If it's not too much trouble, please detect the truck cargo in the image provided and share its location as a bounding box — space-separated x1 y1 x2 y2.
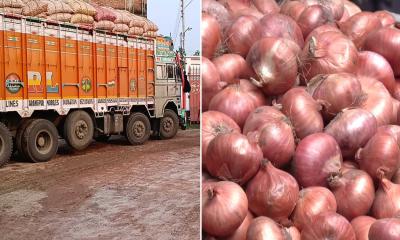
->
0 13 184 166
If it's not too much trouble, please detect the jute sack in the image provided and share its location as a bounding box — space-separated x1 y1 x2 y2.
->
94 20 115 31
113 23 129 33
70 13 94 24
0 0 23 8
47 12 72 22
22 0 47 16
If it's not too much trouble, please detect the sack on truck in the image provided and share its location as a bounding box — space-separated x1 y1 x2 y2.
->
92 4 116 22
22 0 47 16
70 13 94 24
0 7 22 14
65 0 96 16
0 0 23 8
113 23 129 33
94 20 115 31
45 0 73 15
47 12 72 22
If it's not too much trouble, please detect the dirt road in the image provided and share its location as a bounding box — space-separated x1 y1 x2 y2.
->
0 130 200 240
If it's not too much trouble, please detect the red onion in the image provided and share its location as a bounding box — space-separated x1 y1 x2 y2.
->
202 0 231 29
378 125 400 147
369 218 400 240
307 73 363 119
247 120 295 168
342 0 361 20
202 57 227 111
258 14 304 48
202 111 241 164
301 212 356 240
225 15 261 57
393 168 400 184
280 87 323 139
356 51 395 95
202 14 221 59
363 27 400 77
213 54 255 84
293 133 342 187
208 79 266 128
246 216 285 240
291 186 337 231
328 169 375 220
220 0 249 15
205 132 262 185
298 5 332 38
283 226 300 240
371 178 400 219
374 10 396 28
300 31 358 81
203 181 248 237
350 216 376 240
300 0 345 21
246 160 299 223
280 0 306 21
305 23 341 42
214 211 254 240
252 0 279 14
340 12 382 49
324 108 377 159
243 106 286 134
356 131 400 182
231 7 263 19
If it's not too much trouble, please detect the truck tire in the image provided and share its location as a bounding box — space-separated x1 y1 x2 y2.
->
15 119 35 161
160 109 179 140
125 112 151 145
21 119 58 163
0 122 13 167
64 110 94 151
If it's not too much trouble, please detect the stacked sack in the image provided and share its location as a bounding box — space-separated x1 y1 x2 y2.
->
21 0 47 17
143 18 158 38
128 14 145 36
45 0 73 22
111 9 131 34
92 3 115 31
65 0 96 26
0 0 24 15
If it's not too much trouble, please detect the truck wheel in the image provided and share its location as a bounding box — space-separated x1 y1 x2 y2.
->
21 119 58 163
125 113 151 145
64 110 94 151
160 109 179 140
15 119 35 161
0 123 13 167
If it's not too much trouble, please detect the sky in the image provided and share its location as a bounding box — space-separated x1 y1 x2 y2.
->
148 0 200 55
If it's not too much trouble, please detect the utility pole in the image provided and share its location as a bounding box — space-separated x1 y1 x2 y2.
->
180 0 185 56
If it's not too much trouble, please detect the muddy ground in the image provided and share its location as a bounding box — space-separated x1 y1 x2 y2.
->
0 129 200 240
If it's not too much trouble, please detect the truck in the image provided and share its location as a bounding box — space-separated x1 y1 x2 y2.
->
0 13 185 166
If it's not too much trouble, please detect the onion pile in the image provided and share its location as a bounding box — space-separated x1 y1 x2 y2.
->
202 1 400 238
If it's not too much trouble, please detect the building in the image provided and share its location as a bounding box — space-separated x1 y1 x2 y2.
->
185 56 200 123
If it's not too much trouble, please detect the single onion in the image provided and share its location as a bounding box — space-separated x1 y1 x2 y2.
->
247 120 295 168
203 181 248 237
202 57 227 111
300 31 358 81
280 87 323 139
374 10 396 27
246 216 285 240
369 218 400 240
205 132 262 185
300 0 345 20
243 106 286 134
258 13 304 48
291 186 337 231
225 15 261 57
280 0 306 21
215 211 254 240
298 5 332 38
324 108 377 159
356 51 395 95
340 12 382 49
252 0 279 14
293 133 342 187
363 27 400 77
202 14 221 59
283 226 300 240
328 169 375 220
307 73 363 119
305 23 341 42
202 0 231 28
208 79 266 128
371 178 400 219
213 54 255 84
356 131 400 182
350 216 376 240
377 125 400 147
301 212 356 240
246 160 299 223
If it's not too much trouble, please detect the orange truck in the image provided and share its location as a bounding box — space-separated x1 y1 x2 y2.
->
0 13 185 166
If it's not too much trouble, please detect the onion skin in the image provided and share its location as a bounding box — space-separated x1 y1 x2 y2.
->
371 178 400 219
394 82 400 101
324 108 377 159
231 7 263 19
305 23 341 42
350 216 376 240
280 0 306 22
293 133 342 187
246 216 285 240
377 125 400 147
202 111 241 166
283 226 300 240
340 12 382 49
369 218 400 240
300 31 358 81
340 0 361 22
208 79 266 128
356 132 400 182
258 13 304 48
393 168 400 184
202 181 248 237
252 0 279 15
356 51 396 95
202 57 227 111
247 120 295 168
328 169 375 220
374 10 395 28
217 211 254 240
202 14 221 59
301 212 356 240
212 54 255 84
298 5 332 39
205 132 262 185
300 0 344 21
246 160 299 223
308 73 363 119
392 99 400 124
363 27 400 77
291 186 337 231
202 0 231 29
281 87 323 139
243 106 286 134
